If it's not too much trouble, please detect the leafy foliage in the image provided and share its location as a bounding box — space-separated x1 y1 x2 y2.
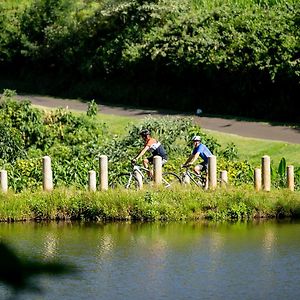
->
0 91 298 191
0 91 107 191
0 0 299 122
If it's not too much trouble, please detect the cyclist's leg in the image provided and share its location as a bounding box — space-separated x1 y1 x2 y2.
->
142 157 150 169
194 165 201 175
144 156 153 178
200 162 209 189
195 162 208 188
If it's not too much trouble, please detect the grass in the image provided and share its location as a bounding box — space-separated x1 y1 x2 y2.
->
0 186 299 222
205 129 300 167
93 111 300 168
97 113 136 135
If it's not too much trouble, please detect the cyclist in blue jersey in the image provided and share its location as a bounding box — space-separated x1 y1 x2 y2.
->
182 135 212 185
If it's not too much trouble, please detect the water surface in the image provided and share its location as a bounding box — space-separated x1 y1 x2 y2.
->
0 220 300 300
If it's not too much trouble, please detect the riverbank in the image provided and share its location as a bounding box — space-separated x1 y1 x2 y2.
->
1 186 299 222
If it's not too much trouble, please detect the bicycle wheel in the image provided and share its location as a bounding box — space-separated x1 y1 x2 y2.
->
110 173 140 189
162 172 182 188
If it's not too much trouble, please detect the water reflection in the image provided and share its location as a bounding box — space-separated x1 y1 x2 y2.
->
0 220 300 300
43 233 59 259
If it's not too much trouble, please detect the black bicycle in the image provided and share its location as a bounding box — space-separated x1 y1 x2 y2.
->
111 164 181 189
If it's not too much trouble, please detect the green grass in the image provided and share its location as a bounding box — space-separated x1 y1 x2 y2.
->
205 129 300 168
97 113 136 135
95 112 300 168
0 186 299 222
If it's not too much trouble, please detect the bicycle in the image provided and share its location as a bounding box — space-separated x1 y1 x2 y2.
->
178 165 207 189
110 164 181 189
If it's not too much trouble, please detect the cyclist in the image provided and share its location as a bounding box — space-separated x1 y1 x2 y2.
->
182 135 212 188
131 129 168 177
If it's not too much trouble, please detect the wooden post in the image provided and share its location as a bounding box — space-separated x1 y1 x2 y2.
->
220 170 228 187
88 170 96 192
254 168 262 191
208 155 217 190
134 169 143 190
153 156 162 186
287 165 294 192
183 173 190 184
99 155 108 191
43 156 53 192
262 155 271 191
0 170 8 193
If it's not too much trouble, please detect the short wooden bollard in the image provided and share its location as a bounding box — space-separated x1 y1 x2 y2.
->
220 170 228 187
88 170 96 192
0 170 8 193
254 168 262 191
99 155 108 191
262 155 271 191
43 156 53 192
208 155 217 190
134 169 143 190
153 156 162 186
287 165 294 192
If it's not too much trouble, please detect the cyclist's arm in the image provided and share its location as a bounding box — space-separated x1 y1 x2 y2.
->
184 152 200 165
134 145 150 161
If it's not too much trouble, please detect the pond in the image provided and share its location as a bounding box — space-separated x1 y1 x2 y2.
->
0 220 300 300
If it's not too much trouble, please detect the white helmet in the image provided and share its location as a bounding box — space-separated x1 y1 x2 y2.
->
192 135 201 142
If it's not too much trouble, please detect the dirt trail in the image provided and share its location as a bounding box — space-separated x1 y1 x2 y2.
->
16 94 300 144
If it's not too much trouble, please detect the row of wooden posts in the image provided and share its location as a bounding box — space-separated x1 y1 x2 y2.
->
0 154 296 193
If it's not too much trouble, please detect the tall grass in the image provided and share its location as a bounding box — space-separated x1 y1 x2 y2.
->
0 186 299 222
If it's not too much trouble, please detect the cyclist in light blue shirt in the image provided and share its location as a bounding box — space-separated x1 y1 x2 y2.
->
182 135 212 179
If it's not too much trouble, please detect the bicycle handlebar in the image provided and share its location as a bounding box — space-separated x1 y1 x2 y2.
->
181 164 192 168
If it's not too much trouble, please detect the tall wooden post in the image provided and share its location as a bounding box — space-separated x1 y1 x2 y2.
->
262 155 271 191
153 156 162 186
0 170 8 193
208 155 217 190
43 156 53 192
287 165 294 192
99 155 108 191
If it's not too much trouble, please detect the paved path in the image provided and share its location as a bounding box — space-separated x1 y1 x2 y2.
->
16 95 300 144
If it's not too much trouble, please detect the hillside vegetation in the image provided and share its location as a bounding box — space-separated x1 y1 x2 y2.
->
0 90 299 193
0 0 299 122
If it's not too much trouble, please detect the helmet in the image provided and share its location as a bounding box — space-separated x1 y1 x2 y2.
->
192 135 201 142
140 129 150 137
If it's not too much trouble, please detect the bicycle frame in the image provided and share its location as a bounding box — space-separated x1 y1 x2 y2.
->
181 168 206 188
114 164 181 189
126 165 150 188
132 165 149 177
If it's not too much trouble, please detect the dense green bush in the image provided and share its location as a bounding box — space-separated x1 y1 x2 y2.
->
0 91 107 191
